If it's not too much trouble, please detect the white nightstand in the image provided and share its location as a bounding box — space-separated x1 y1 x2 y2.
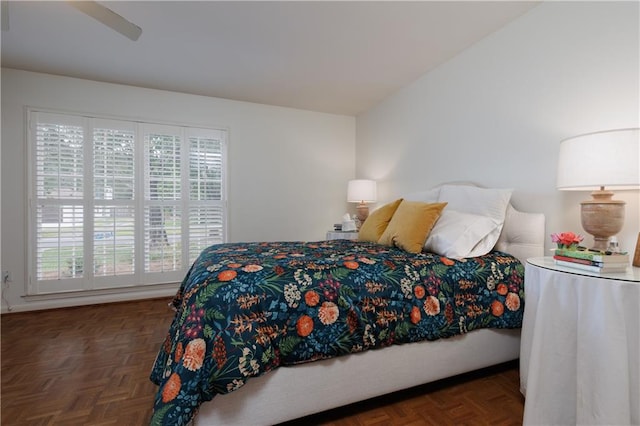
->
520 257 640 425
326 230 358 241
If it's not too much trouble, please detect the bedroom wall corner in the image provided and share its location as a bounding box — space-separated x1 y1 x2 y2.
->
355 1 640 253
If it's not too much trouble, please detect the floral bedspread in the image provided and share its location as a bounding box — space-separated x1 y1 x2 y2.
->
149 240 524 425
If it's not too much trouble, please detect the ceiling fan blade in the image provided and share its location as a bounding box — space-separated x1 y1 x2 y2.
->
1 0 9 32
67 1 142 41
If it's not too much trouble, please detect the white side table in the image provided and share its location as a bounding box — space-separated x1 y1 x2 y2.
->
326 231 358 241
520 257 640 425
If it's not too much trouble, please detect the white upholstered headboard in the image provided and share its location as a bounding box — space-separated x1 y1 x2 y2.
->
495 204 545 264
402 183 545 264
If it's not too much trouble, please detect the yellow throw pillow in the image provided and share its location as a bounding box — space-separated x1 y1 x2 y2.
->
358 199 403 242
378 201 447 253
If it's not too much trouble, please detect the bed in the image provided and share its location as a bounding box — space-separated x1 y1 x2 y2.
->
149 184 545 425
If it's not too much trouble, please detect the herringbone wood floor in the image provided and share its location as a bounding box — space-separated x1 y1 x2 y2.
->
1 298 524 425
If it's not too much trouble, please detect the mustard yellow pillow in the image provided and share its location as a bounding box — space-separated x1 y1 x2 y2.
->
378 201 447 253
358 199 403 242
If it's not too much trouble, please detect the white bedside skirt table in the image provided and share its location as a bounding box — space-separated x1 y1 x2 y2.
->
520 257 640 425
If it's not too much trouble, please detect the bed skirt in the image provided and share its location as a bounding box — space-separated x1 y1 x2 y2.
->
195 328 520 425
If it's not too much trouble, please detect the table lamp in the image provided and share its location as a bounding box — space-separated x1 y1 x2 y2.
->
347 179 377 229
556 128 640 251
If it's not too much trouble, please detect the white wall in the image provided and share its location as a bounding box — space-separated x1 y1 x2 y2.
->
357 2 639 253
3 2 639 312
1 69 355 312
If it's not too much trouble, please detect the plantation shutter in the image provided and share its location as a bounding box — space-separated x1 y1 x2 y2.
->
187 128 226 262
33 112 85 290
93 119 136 280
29 109 227 295
143 124 183 275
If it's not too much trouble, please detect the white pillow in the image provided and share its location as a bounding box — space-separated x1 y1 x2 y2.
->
425 210 500 258
431 185 513 258
438 184 512 218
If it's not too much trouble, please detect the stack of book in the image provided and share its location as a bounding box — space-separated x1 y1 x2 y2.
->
553 247 630 272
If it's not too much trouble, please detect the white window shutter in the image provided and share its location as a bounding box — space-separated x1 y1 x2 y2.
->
93 119 136 278
33 112 85 283
29 109 227 295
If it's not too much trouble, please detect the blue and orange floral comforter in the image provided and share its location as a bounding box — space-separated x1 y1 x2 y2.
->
149 240 524 425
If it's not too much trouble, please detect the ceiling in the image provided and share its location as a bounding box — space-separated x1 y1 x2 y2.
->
1 1 539 116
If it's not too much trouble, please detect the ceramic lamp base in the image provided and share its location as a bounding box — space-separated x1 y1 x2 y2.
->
355 203 369 230
580 189 625 251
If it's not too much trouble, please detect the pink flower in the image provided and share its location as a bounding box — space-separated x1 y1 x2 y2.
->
551 232 583 247
505 292 521 311
183 338 206 371
242 264 263 273
318 301 339 325
423 296 441 316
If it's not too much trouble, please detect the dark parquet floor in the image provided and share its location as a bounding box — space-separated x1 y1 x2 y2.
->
1 298 524 425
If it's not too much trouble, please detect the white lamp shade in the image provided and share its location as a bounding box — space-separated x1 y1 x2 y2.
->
347 179 377 203
556 128 640 191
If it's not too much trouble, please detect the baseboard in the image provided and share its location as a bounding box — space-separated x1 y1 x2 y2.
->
1 284 178 314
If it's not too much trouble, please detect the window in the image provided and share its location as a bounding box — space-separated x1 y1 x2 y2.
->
28 110 227 295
